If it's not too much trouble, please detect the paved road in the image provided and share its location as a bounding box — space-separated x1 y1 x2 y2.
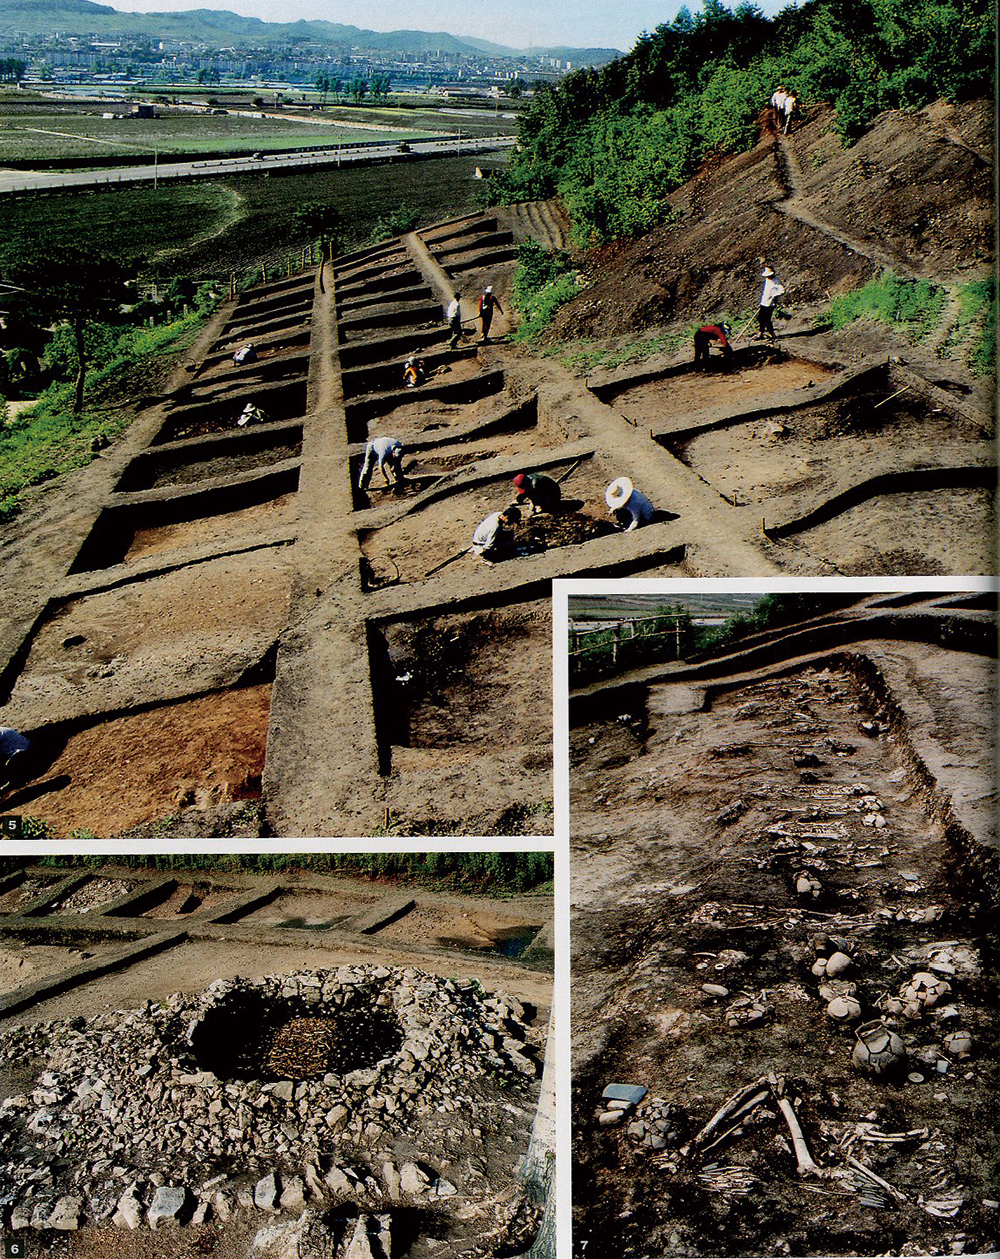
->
0 135 516 196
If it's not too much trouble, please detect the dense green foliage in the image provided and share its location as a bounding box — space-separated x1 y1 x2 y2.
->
570 593 851 684
954 275 997 376
5 851 554 895
491 0 995 245
0 303 213 520
569 605 698 685
828 270 947 340
509 241 579 342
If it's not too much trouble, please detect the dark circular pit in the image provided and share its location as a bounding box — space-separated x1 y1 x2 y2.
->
190 990 403 1081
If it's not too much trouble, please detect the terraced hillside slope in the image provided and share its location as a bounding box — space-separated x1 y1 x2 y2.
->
569 590 998 1258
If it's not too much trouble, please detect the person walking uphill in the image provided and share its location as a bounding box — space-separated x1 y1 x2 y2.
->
478 286 503 344
446 292 463 350
757 266 785 342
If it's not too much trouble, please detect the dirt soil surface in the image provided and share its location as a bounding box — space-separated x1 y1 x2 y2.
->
381 604 552 833
604 356 836 427
4 683 270 837
9 549 292 714
548 99 993 341
1 941 113 992
143 437 302 490
571 651 997 1258
124 492 297 564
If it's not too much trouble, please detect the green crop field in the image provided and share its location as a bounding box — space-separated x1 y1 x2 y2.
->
0 154 494 276
0 108 414 162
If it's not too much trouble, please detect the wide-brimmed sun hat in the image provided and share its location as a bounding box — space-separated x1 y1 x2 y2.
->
762 266 776 277
606 477 634 510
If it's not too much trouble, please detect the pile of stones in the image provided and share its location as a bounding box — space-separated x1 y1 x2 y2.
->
0 965 542 1237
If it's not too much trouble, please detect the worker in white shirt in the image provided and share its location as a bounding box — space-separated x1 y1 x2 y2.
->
605 477 655 531
757 265 785 341
359 436 405 490
471 506 521 564
770 86 788 128
446 291 463 349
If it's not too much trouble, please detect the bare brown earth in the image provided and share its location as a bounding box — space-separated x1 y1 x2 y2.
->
548 99 993 341
570 598 998 1258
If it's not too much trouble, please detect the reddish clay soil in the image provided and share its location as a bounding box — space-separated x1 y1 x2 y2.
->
8 683 270 838
124 493 297 563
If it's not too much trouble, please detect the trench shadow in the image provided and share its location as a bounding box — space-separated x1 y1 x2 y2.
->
1 775 73 815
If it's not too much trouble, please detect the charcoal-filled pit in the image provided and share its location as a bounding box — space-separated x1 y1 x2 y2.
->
190 989 403 1080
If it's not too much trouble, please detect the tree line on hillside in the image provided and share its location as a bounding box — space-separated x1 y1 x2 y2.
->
488 0 995 244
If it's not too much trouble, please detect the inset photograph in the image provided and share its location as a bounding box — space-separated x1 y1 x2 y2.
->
568 586 997 1257
0 851 555 1258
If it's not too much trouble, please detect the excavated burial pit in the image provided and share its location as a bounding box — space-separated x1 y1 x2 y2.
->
374 606 551 752
338 326 447 371
791 484 997 576
185 351 311 394
70 474 298 572
341 348 479 400
199 331 311 375
8 548 293 706
667 373 991 506
154 380 307 444
3 683 271 838
346 370 507 440
243 887 385 929
190 990 404 1081
595 351 837 427
358 453 616 582
338 302 443 339
336 285 434 315
359 379 521 447
116 425 303 492
0 875 61 914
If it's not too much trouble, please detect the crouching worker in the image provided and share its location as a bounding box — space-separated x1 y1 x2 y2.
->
606 477 655 531
512 472 561 516
233 343 257 366
693 322 733 368
359 436 405 491
402 353 426 388
471 506 521 565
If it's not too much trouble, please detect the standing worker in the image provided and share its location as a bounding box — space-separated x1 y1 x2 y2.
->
757 265 785 342
512 472 562 516
605 478 655 532
446 291 463 350
478 286 503 344
693 322 733 368
471 505 521 564
770 85 787 129
782 90 797 134
359 436 405 491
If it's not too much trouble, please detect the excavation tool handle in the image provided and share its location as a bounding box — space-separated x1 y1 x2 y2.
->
556 455 588 485
425 546 472 578
731 313 757 342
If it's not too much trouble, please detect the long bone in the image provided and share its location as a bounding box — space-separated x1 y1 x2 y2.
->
768 1073 844 1180
681 1076 771 1158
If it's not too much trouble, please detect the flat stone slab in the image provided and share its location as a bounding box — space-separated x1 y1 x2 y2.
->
602 1083 648 1105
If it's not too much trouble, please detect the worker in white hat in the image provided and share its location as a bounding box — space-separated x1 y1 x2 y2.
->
757 265 785 341
605 477 655 532
478 285 503 344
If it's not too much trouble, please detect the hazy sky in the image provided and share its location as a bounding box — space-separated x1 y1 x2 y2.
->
104 0 797 55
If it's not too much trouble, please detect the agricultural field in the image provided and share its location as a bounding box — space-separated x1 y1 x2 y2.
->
0 103 414 163
0 155 488 274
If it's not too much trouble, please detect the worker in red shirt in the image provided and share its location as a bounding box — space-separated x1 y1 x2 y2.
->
693 321 733 368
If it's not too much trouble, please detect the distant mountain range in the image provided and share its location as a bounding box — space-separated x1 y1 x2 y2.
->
0 0 623 62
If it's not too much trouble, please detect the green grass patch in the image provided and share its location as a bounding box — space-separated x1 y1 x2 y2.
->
828 271 947 342
542 325 691 374
954 276 997 377
8 850 554 895
0 311 207 521
0 184 239 271
510 240 580 344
